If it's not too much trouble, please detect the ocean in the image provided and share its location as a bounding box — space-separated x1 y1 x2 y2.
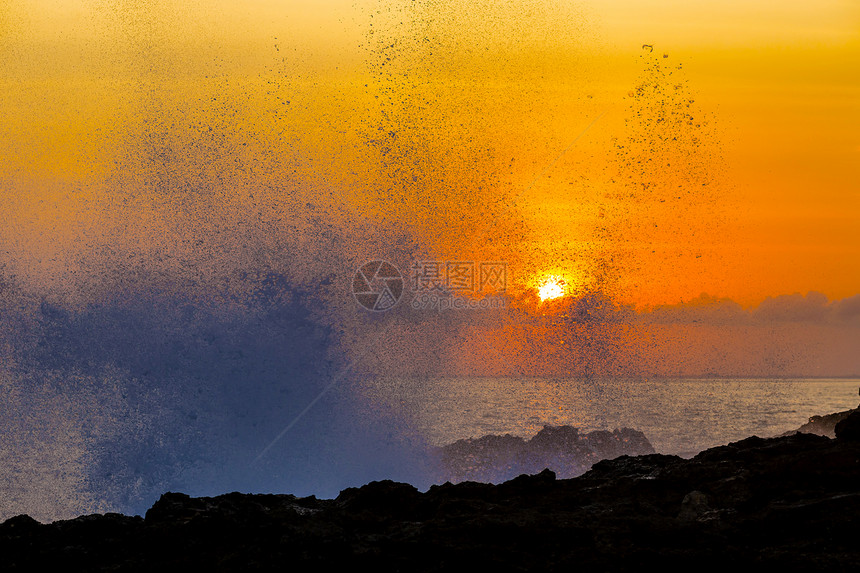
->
362 377 860 457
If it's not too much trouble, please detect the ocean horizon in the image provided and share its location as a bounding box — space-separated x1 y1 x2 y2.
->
361 377 860 458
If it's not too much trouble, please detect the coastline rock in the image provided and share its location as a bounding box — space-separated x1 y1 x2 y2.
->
835 409 860 441
790 407 857 437
435 425 655 483
3 430 859 570
677 490 711 521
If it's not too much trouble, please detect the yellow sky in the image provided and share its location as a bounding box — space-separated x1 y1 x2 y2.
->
1 0 858 307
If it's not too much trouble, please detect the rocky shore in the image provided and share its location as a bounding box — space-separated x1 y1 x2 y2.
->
436 425 655 482
789 406 859 437
2 410 859 571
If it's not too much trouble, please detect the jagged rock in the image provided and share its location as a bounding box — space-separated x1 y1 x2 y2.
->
145 491 322 525
436 425 655 483
336 480 422 516
678 490 710 521
791 408 857 437
0 515 41 536
2 430 860 570
835 409 860 441
585 453 680 480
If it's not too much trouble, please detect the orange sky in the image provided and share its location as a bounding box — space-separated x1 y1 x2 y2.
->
589 0 860 305
1 0 858 307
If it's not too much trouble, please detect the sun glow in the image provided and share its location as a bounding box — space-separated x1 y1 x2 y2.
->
537 275 566 302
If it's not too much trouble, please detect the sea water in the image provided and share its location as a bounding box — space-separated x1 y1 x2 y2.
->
362 377 860 457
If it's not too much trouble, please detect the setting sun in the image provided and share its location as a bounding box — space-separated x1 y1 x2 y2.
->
537 276 566 302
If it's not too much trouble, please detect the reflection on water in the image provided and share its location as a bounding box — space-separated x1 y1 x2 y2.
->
362 378 860 457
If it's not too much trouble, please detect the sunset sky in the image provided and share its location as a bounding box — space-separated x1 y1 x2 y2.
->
593 0 860 305
1 0 858 307
3 1 860 524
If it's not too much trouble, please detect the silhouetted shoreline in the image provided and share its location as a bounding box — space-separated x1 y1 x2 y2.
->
2 409 859 571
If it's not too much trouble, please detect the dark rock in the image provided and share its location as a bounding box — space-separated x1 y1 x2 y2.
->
584 453 681 480
677 490 710 521
144 491 194 523
145 491 321 525
791 408 857 437
498 468 556 494
0 515 41 535
835 409 860 441
336 480 421 516
2 431 860 571
436 424 656 483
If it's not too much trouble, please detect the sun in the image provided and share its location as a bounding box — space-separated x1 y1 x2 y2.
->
537 275 566 302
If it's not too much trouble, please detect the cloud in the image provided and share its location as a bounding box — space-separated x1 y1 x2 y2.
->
753 291 830 322
637 293 746 325
833 294 860 320
636 291 859 326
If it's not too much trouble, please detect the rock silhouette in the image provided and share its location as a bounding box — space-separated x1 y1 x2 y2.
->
2 429 859 570
791 407 858 437
435 425 655 482
834 409 860 441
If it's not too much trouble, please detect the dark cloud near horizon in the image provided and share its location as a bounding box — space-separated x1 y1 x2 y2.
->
636 291 860 325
